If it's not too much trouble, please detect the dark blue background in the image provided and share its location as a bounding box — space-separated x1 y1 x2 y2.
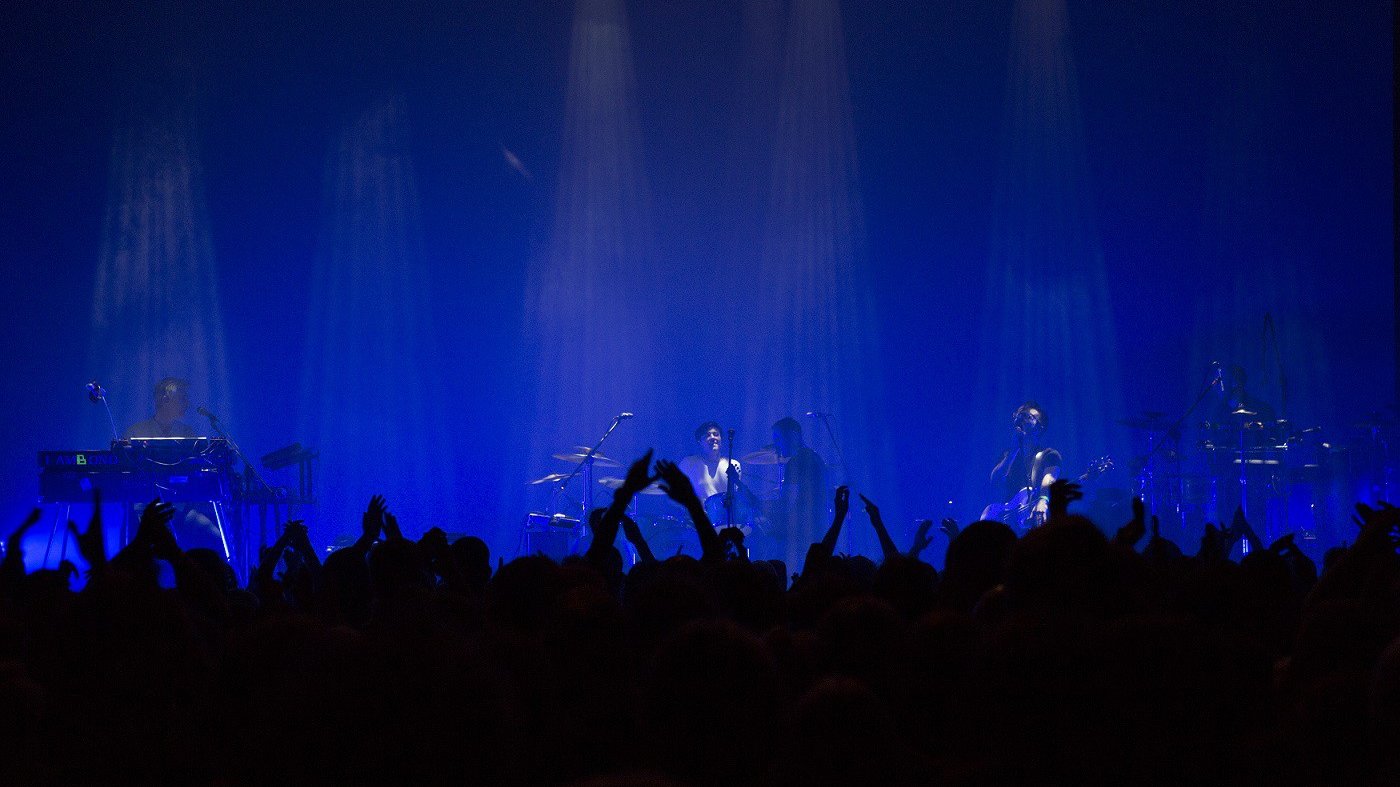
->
1 0 1391 562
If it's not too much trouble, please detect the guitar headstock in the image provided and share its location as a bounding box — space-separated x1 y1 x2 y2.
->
1085 456 1113 479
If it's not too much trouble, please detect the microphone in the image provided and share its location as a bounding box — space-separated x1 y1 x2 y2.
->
86 381 107 404
617 412 634 420
196 406 218 423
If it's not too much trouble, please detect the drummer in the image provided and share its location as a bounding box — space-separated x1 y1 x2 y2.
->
678 421 760 512
679 421 738 499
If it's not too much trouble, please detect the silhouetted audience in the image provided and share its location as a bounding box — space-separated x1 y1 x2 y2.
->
2 458 1398 785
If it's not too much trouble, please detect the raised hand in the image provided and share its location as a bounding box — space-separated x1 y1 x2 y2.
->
8 508 41 545
1048 479 1081 519
939 517 960 540
69 517 107 569
833 486 850 523
621 449 656 496
656 458 719 559
361 495 386 544
256 542 286 579
1351 502 1400 549
72 489 107 567
655 459 701 508
284 520 321 568
586 507 619 555
1199 522 1228 561
908 518 935 557
138 499 180 560
717 526 746 559
254 524 296 586
1227 506 1263 552
859 493 899 562
383 511 404 542
1268 532 1296 554
2 509 42 582
1115 496 1147 548
819 486 851 554
858 492 880 520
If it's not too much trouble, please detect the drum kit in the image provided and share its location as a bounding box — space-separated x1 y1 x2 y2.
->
1122 404 1396 549
525 443 794 560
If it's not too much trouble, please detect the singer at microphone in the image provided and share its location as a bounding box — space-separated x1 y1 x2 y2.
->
123 376 200 438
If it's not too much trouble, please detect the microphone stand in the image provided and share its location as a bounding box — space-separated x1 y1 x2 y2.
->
556 414 628 518
201 410 277 500
724 429 735 529
200 409 280 580
98 396 118 442
816 412 847 484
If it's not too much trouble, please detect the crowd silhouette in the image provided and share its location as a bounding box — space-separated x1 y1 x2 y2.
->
2 450 1399 784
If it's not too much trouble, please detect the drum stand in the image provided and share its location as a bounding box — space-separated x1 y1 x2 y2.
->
1137 366 1220 539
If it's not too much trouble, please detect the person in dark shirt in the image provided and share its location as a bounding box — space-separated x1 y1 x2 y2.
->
984 401 1061 530
771 416 827 567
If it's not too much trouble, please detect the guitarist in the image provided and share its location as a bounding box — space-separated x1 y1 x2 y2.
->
984 401 1061 529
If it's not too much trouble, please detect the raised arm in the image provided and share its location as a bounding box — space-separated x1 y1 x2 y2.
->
820 486 851 553
908 518 936 559
1048 478 1082 521
859 493 900 563
1228 507 1264 554
1 508 42 597
285 520 322 572
656 458 722 561
1114 497 1147 549
620 513 656 564
353 495 386 553
598 449 655 539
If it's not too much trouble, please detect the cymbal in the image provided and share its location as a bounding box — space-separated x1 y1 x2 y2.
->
596 476 667 495
527 472 572 486
1230 406 1258 418
552 449 622 467
740 448 785 465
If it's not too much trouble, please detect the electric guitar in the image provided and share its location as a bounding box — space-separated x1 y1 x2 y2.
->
980 456 1113 532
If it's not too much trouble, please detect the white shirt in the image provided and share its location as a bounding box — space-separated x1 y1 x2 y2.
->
678 454 741 500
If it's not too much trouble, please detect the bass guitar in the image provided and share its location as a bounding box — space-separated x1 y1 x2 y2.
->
980 456 1113 532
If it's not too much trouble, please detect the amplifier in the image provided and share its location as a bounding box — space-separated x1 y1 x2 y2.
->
521 512 581 561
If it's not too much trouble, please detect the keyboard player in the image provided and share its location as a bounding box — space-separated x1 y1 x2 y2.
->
124 377 199 439
123 376 222 551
